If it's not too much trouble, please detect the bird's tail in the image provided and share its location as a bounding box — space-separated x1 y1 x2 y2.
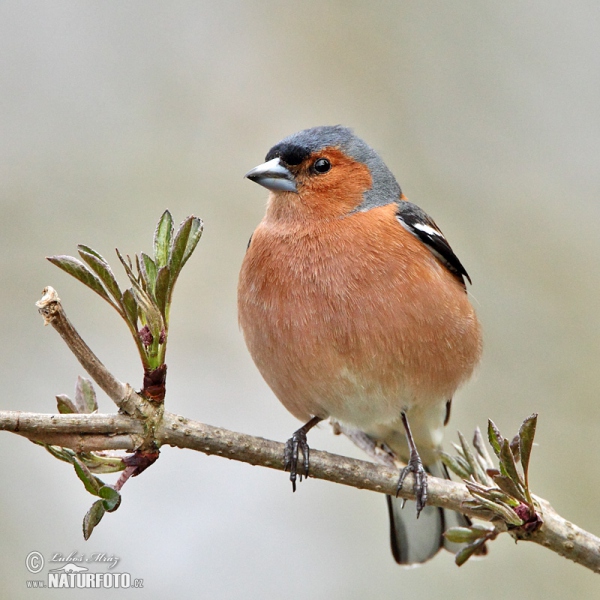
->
387 461 480 565
335 423 484 565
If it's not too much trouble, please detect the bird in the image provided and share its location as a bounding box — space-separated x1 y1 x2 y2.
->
238 125 482 564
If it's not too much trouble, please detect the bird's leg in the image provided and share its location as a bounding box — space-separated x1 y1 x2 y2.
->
396 411 428 517
284 416 323 492
333 422 398 470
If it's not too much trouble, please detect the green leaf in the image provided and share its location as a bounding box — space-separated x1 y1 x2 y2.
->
455 538 487 567
510 434 521 463
473 426 495 472
500 438 524 487
83 500 106 540
454 453 473 477
487 419 504 457
444 526 486 544
492 474 528 504
42 444 76 464
75 376 97 414
141 253 158 297
454 542 477 567
519 413 538 497
75 245 104 261
154 266 170 317
169 216 194 278
99 486 121 512
117 251 161 333
79 453 126 474
77 245 122 305
465 480 516 505
440 452 471 480
47 255 112 305
135 254 147 293
154 210 173 268
180 216 203 270
122 288 138 329
457 430 488 483
73 457 102 496
470 492 523 526
450 442 467 461
131 285 164 339
116 249 140 290
470 523 495 535
56 394 77 414
461 499 494 514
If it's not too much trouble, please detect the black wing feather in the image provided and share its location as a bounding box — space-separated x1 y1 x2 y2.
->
395 201 471 287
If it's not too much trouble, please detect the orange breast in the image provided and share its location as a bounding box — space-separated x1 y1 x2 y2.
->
238 203 482 430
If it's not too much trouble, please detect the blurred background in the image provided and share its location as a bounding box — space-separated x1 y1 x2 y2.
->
2 2 600 597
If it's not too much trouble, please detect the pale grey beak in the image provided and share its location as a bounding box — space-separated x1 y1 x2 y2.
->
244 157 298 193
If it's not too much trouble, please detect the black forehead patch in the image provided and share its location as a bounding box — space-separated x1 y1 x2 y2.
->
265 142 311 166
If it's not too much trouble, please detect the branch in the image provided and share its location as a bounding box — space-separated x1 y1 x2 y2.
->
0 411 141 451
156 412 470 512
1 408 599 573
36 287 139 414
27 283 600 572
35 287 126 403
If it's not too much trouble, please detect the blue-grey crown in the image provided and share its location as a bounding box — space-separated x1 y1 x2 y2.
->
265 126 401 210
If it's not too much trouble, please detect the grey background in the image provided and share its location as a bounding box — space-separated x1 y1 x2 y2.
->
2 2 599 598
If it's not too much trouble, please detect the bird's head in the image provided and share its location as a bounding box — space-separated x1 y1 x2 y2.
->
245 126 402 221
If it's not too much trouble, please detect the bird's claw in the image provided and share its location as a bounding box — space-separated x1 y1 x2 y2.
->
396 453 428 517
284 429 310 492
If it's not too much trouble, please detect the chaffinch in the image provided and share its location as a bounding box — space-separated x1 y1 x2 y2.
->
238 125 482 564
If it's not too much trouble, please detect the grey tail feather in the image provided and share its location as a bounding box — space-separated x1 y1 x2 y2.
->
334 425 487 564
387 461 476 565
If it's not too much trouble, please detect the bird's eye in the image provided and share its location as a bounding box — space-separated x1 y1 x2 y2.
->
313 158 331 174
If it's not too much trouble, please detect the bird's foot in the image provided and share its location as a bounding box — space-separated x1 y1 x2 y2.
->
396 452 428 517
283 416 323 492
284 429 310 492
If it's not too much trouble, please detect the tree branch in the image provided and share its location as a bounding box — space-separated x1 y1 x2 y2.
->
21 286 600 572
1 408 599 573
36 287 138 414
0 411 141 451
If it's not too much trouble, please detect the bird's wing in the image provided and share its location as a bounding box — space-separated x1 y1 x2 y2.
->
395 200 471 287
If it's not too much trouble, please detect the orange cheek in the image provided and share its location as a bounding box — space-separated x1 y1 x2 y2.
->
299 155 373 218
263 149 376 223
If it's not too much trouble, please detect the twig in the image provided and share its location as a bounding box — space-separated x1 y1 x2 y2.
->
156 412 466 508
519 497 600 572
1 408 598 572
36 287 155 420
36 287 134 412
0 409 496 511
19 287 600 572
0 411 142 451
